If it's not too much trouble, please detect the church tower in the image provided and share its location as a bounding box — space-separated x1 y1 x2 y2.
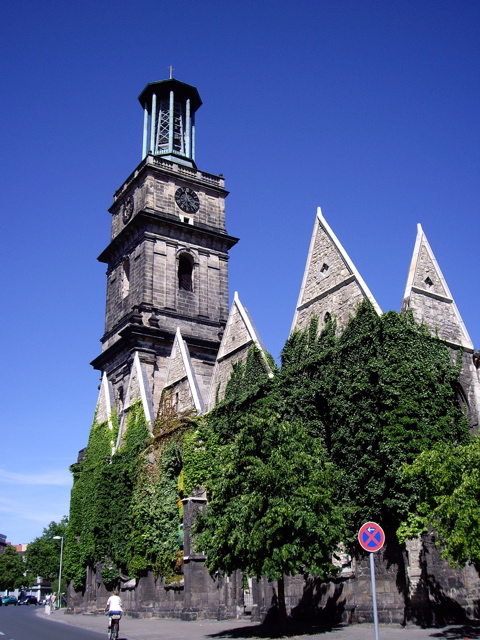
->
91 77 238 435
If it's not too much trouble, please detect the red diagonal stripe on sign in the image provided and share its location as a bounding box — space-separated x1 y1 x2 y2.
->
363 527 379 546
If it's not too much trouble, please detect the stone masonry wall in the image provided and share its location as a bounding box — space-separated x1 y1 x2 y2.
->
296 279 366 333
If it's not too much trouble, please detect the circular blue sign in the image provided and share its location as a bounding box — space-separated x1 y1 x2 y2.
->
358 521 385 552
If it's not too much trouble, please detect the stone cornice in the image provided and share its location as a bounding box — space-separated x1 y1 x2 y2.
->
410 285 453 304
296 275 356 312
110 155 228 209
97 210 238 264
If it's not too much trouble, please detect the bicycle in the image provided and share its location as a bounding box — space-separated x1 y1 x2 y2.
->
107 611 122 640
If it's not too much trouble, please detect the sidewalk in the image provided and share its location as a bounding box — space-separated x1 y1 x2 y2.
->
37 608 480 640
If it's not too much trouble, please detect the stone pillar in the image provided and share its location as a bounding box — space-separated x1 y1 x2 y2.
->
181 496 219 620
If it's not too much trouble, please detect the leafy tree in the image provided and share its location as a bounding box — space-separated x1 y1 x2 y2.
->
193 394 345 622
25 517 68 583
0 545 25 591
399 435 480 568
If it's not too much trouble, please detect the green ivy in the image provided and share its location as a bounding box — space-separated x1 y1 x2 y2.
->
128 441 182 579
65 302 468 591
66 395 196 589
278 301 469 541
65 401 149 587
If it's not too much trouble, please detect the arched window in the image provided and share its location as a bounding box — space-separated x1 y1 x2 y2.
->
178 254 193 291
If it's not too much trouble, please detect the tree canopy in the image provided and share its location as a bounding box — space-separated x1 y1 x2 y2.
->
399 435 480 568
24 517 68 584
194 399 345 582
0 545 25 591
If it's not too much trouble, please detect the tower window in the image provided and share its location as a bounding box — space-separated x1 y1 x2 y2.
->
424 276 434 288
178 255 193 291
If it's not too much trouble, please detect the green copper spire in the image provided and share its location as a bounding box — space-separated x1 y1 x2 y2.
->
138 78 202 167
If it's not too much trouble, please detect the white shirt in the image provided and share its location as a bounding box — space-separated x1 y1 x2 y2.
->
106 594 123 612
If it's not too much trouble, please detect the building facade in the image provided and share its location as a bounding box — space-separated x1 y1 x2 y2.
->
70 76 480 625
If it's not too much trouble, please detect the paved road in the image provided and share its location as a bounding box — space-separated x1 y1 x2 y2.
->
20 606 480 640
0 605 102 640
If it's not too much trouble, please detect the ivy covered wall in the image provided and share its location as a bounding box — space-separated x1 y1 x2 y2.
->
65 301 469 605
65 399 186 589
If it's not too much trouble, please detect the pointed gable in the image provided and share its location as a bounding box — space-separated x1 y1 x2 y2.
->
163 328 204 414
291 207 381 333
117 352 155 445
205 292 273 412
95 372 114 428
402 224 473 350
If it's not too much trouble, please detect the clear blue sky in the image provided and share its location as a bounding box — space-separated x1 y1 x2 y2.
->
1 0 479 544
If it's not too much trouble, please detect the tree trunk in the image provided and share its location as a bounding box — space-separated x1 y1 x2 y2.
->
277 575 287 625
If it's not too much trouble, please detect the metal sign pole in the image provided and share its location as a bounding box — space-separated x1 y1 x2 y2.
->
369 551 380 640
358 522 385 640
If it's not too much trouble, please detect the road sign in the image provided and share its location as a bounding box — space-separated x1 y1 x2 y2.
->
358 521 385 553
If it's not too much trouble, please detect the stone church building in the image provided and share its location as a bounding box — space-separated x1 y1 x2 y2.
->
72 76 480 624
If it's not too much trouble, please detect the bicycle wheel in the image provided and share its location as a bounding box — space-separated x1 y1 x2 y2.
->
111 619 119 640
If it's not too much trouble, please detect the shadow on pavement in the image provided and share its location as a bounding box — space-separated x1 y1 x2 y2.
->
206 620 480 640
430 621 480 639
207 622 348 638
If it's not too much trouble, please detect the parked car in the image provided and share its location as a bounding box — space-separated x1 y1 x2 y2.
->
2 595 18 606
18 595 38 605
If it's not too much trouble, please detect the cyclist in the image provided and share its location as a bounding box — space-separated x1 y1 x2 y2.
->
105 589 123 635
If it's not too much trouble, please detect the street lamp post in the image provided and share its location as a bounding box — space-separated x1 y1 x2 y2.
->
53 536 63 610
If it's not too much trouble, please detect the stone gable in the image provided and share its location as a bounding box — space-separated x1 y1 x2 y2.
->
292 207 381 333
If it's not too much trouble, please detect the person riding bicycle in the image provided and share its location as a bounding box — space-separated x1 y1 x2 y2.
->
105 589 123 630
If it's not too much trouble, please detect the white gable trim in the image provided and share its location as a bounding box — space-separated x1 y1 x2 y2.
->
102 372 114 430
206 292 274 412
291 207 382 332
403 224 473 350
233 293 274 379
175 328 204 414
133 351 154 426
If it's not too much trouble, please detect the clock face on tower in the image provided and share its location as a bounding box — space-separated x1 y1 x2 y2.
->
122 196 134 223
175 187 200 213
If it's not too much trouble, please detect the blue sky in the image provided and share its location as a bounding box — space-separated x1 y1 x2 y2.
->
1 0 479 544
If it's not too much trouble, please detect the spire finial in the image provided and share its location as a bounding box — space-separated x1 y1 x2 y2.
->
169 65 174 79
